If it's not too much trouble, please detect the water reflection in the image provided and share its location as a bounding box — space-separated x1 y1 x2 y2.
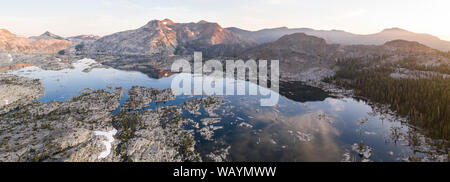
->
7 59 448 162
279 81 330 102
230 108 342 162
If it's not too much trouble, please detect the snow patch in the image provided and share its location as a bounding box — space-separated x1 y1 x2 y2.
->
94 129 117 159
8 54 13 62
72 58 98 69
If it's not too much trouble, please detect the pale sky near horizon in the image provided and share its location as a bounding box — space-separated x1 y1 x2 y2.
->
1 0 450 41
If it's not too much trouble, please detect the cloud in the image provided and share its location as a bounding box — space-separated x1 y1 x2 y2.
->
326 99 344 112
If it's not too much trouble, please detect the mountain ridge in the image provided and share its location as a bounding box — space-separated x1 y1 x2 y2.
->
240 32 447 82
227 26 450 51
30 31 68 41
84 19 255 57
0 29 70 54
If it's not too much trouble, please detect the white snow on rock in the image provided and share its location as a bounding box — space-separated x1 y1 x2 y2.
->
8 54 13 62
71 58 98 70
94 129 117 159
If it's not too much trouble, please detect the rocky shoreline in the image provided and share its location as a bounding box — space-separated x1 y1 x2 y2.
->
0 74 44 115
0 55 355 162
0 55 447 162
0 52 75 72
0 74 232 161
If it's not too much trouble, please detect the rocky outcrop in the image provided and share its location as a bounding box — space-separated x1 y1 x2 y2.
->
116 106 200 162
123 86 175 110
0 87 125 162
0 83 228 162
0 52 74 73
0 74 44 114
0 63 32 73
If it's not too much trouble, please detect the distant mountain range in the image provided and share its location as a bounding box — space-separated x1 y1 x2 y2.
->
81 19 450 58
240 32 445 81
242 32 438 64
1 18 449 82
2 18 450 57
227 27 450 52
68 34 101 41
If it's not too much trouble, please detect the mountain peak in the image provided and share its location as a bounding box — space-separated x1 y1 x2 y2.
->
161 19 175 25
42 31 56 36
0 29 12 34
143 19 162 27
384 39 433 51
330 29 346 32
278 33 327 44
198 20 209 24
263 27 289 31
31 31 66 40
0 29 15 36
381 27 409 33
142 19 176 28
0 29 16 39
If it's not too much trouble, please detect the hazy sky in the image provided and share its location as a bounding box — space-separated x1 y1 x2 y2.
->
1 0 449 41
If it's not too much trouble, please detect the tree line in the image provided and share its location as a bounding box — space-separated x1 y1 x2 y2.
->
328 57 450 140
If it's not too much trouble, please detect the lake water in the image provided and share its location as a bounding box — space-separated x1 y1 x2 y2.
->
8 59 446 162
